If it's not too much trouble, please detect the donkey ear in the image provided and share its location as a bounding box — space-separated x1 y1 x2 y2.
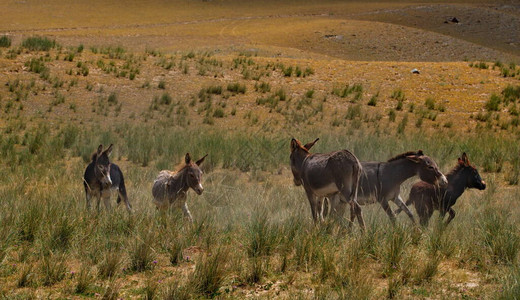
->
104 144 114 156
304 138 319 150
461 152 470 166
96 144 104 156
185 153 192 164
196 154 208 166
406 155 421 163
290 138 299 152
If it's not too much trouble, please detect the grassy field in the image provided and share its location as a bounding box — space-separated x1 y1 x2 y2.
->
1 0 520 299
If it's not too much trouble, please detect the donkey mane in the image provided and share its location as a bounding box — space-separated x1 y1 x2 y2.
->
173 162 196 173
446 163 467 177
387 150 423 162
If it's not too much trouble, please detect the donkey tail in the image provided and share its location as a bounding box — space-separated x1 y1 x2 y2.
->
116 167 132 211
350 160 362 203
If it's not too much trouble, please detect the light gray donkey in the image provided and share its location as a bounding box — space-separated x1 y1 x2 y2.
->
290 138 365 229
324 150 448 224
152 153 207 221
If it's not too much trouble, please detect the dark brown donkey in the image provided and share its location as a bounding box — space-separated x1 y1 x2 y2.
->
326 150 448 224
152 153 207 222
290 138 365 228
396 152 486 226
83 144 132 212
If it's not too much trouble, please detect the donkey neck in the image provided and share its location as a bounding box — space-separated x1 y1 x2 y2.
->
293 150 310 170
445 168 467 199
381 158 418 185
170 168 190 195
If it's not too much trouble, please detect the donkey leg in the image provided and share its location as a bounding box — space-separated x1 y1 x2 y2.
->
349 200 365 230
445 208 456 225
329 194 348 219
349 202 356 229
96 192 101 212
318 197 329 222
101 190 112 211
118 180 132 212
417 203 433 227
181 202 194 223
118 189 132 212
393 195 416 224
380 198 396 224
305 190 319 223
85 190 92 211
321 197 330 220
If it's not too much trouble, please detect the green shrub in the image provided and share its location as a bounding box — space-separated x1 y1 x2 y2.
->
213 107 225 118
158 80 166 89
0 35 11 47
22 36 56 51
160 92 172 105
107 92 118 105
255 82 270 93
486 94 501 111
368 93 378 106
502 85 520 104
227 82 246 94
425 97 436 110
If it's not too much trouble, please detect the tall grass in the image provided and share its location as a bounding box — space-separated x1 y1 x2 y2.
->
0 121 519 297
189 248 228 297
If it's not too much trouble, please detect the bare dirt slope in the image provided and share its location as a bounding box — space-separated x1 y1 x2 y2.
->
1 0 518 62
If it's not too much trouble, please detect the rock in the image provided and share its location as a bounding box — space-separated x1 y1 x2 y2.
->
411 68 420 74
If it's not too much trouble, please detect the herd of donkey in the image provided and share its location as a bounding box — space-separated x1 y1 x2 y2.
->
83 138 486 229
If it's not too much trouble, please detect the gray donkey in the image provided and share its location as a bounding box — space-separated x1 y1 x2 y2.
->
290 138 365 229
323 150 448 224
152 153 207 222
83 144 132 212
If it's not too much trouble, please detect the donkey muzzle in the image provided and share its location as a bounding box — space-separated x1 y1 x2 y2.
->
194 183 204 195
439 174 448 187
479 180 486 190
101 175 112 188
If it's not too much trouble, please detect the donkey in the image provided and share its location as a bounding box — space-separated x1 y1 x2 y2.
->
152 153 207 222
325 150 448 224
83 144 132 212
290 138 365 229
396 152 486 226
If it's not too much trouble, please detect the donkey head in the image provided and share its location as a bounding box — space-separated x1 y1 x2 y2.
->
457 152 486 190
290 138 318 186
94 144 113 188
406 150 448 187
183 153 207 195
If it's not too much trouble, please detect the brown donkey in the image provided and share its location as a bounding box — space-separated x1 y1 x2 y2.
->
396 152 486 226
83 144 132 212
290 138 365 229
152 153 207 222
